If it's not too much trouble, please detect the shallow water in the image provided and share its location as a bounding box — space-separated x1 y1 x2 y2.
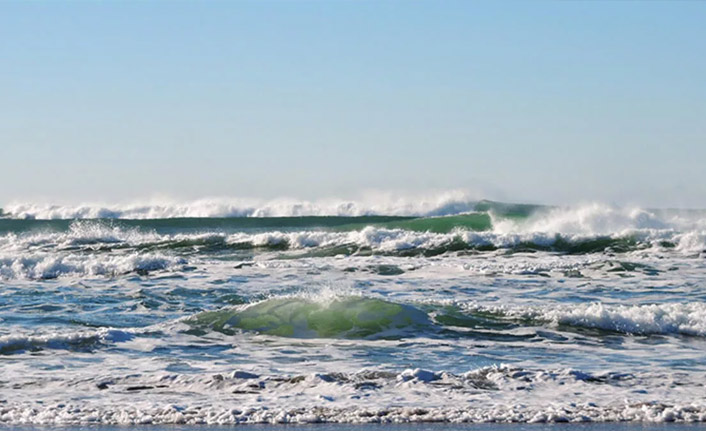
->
1 201 706 425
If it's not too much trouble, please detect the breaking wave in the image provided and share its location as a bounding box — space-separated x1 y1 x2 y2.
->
462 301 706 337
1 192 485 219
1 218 704 259
0 253 186 280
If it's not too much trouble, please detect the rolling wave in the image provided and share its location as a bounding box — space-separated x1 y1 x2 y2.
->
3 221 703 255
189 295 706 339
190 296 430 338
0 192 490 219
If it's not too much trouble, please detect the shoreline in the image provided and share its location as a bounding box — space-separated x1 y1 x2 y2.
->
4 422 706 431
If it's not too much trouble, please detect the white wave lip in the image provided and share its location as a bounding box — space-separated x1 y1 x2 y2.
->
225 225 706 255
466 302 706 337
0 220 162 252
225 226 460 252
542 302 706 336
492 203 706 247
1 191 479 219
0 253 186 280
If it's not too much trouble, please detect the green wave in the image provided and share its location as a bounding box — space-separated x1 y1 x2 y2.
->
473 200 542 217
188 296 529 340
0 200 543 234
189 297 431 338
0 216 412 235
0 214 497 235
337 213 493 233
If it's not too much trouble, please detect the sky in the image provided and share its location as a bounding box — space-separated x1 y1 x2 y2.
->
1 1 705 208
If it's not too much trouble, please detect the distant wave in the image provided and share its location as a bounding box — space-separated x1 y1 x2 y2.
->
2 198 705 242
0 192 482 219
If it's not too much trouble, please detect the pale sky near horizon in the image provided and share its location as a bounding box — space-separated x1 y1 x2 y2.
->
1 1 705 208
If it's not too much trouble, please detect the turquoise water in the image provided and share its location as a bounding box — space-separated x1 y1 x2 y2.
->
1 200 706 425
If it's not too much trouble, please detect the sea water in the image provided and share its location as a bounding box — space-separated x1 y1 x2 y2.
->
0 198 705 425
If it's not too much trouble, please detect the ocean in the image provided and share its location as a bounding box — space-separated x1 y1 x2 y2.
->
0 198 705 426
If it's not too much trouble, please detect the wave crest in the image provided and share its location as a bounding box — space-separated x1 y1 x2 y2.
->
0 253 186 280
464 302 706 337
1 192 480 219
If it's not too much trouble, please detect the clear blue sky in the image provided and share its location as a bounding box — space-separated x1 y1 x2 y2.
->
1 1 705 207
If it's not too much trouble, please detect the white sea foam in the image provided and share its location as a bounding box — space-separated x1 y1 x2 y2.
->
541 302 706 336
0 365 704 424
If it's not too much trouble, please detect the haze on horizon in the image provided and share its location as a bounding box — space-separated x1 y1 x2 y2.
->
1 1 705 209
